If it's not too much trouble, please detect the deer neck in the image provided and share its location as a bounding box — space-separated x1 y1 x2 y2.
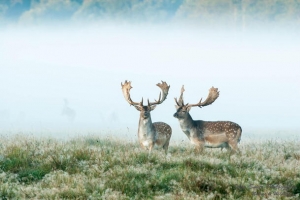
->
178 113 194 137
138 115 155 138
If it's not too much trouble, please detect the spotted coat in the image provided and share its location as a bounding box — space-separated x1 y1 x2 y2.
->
175 109 242 153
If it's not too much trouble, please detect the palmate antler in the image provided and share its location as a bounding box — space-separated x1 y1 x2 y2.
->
121 80 141 106
175 86 220 108
121 80 170 107
195 87 219 108
148 81 170 106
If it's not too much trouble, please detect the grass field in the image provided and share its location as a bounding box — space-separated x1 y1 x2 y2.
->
0 134 300 199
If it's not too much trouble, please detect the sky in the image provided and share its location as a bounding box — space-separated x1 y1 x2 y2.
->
0 0 300 139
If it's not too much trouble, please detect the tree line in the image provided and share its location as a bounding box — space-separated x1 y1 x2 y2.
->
0 0 299 28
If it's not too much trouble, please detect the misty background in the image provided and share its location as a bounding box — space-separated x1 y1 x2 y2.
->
0 0 300 140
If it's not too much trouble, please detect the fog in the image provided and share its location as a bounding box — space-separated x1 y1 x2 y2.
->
0 24 299 139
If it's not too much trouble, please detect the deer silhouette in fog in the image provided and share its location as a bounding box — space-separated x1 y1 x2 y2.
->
121 80 172 155
61 99 76 122
173 86 242 154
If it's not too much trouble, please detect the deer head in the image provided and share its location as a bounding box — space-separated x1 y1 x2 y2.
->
121 80 170 119
173 85 219 119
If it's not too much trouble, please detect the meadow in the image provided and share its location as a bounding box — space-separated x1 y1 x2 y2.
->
0 133 299 199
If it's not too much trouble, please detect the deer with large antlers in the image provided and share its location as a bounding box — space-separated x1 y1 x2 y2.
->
173 86 242 154
121 80 172 154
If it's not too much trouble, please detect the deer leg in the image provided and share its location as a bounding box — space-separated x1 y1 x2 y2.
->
228 141 240 155
194 146 200 154
195 142 205 154
230 132 242 155
139 141 147 150
163 140 170 155
224 146 231 152
148 142 155 156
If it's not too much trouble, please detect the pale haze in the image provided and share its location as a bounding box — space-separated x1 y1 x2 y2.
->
1 24 299 140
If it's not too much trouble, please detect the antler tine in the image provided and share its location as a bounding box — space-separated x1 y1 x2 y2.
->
178 85 185 106
174 85 185 106
174 97 180 106
140 98 143 106
153 92 162 104
121 80 140 106
148 81 170 106
187 86 219 108
186 98 203 108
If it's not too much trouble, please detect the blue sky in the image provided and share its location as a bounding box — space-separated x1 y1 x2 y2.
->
0 1 300 138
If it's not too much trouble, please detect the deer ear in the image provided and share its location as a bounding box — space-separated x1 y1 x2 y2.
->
187 106 191 112
175 105 180 110
134 105 142 111
149 105 157 111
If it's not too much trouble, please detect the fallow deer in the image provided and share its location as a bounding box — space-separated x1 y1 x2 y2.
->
173 86 242 154
121 80 172 154
61 99 76 122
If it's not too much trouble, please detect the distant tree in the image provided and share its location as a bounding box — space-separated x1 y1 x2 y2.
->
1 0 300 28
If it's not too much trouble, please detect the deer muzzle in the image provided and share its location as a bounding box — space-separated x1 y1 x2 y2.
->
173 112 178 118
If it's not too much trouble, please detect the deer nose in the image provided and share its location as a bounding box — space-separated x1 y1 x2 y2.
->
173 113 178 118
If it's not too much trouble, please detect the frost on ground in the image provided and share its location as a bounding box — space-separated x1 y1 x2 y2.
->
0 134 299 199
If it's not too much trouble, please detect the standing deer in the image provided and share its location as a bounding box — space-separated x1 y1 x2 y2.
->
61 99 76 122
173 86 242 154
121 80 172 154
